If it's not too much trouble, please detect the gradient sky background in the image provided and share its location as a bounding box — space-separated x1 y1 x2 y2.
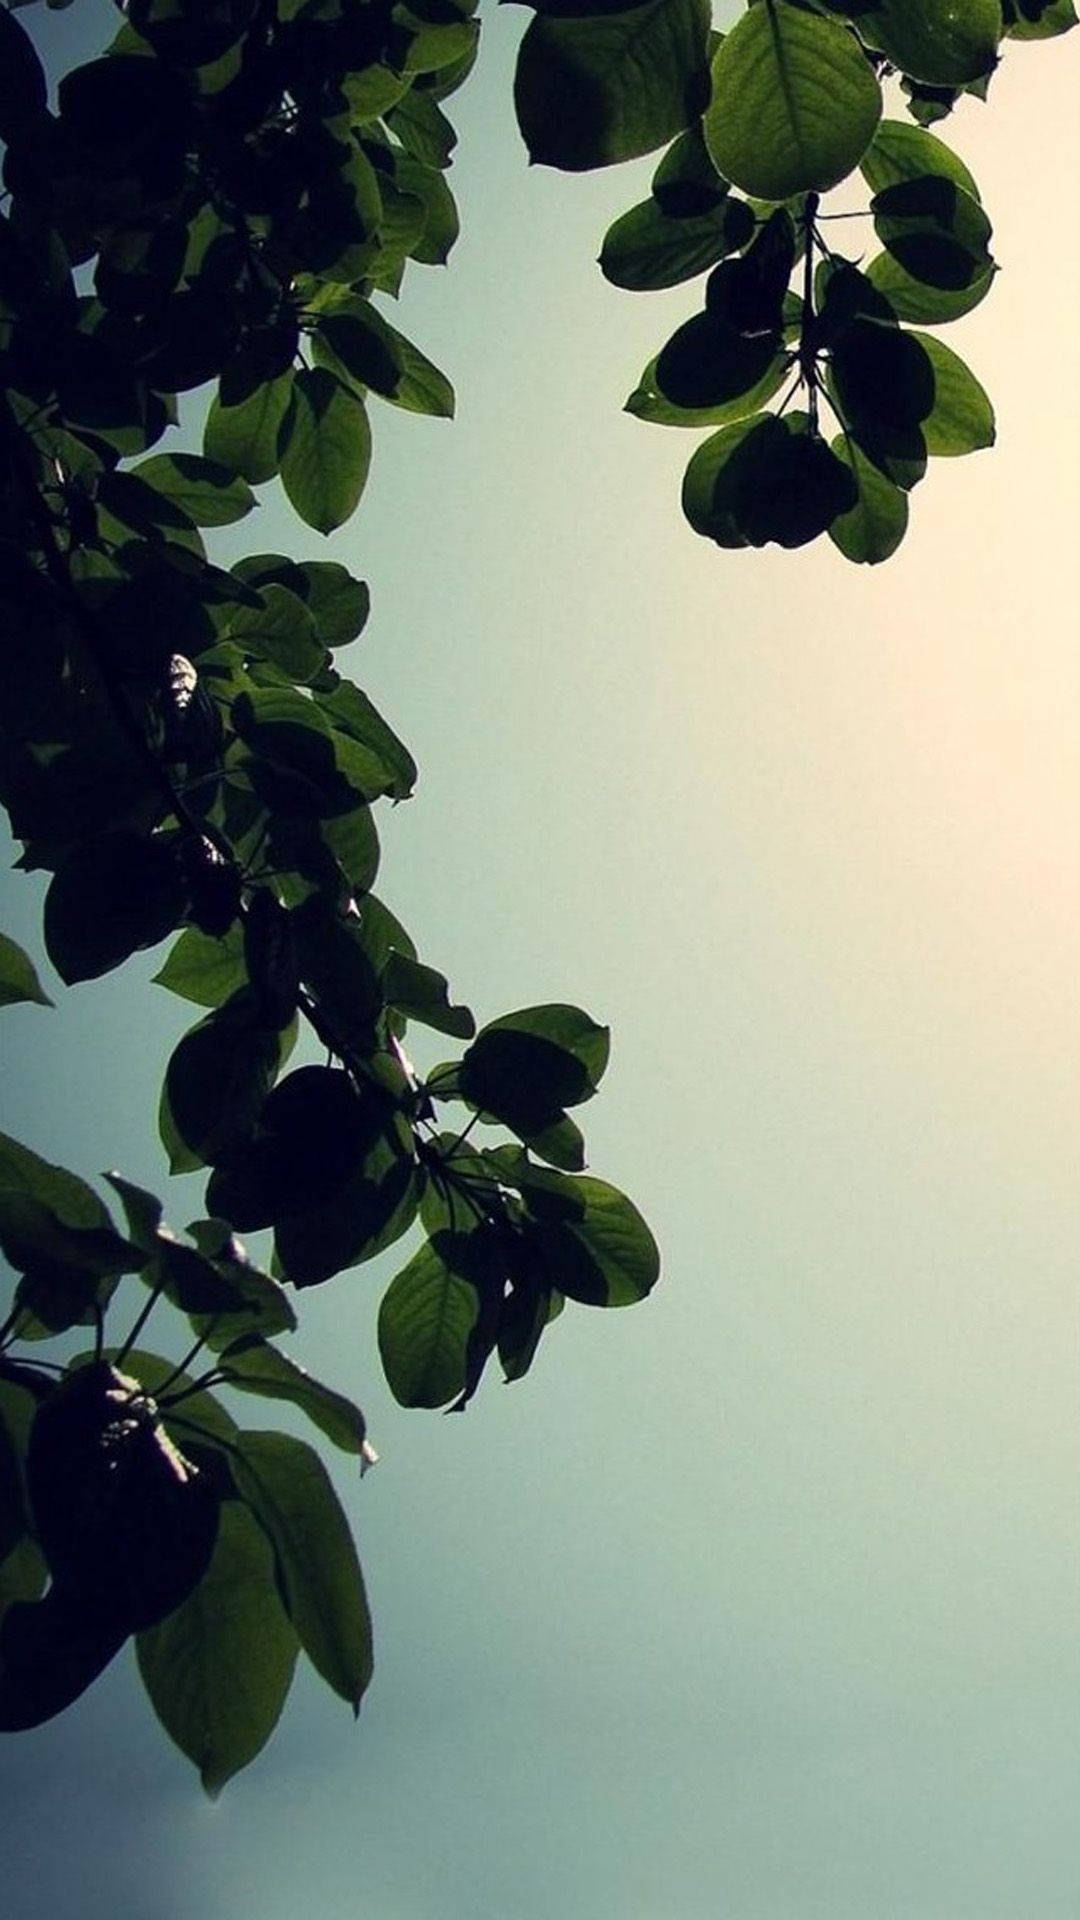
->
2 5 1078 1916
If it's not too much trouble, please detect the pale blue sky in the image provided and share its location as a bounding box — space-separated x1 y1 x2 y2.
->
2 7 1078 1917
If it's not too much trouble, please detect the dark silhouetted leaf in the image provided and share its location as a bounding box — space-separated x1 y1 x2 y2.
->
159 997 293 1173
45 832 186 985
514 0 712 170
857 0 1002 84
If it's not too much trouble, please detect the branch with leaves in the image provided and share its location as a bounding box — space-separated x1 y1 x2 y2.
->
0 0 657 1788
0 0 1071 1790
516 0 1074 559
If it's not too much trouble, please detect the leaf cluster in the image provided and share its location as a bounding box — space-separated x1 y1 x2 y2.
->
0 0 659 1783
512 0 1075 561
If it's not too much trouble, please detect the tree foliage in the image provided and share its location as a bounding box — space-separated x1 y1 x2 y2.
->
0 0 1071 1786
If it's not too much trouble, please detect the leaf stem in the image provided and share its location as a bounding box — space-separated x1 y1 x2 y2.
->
115 1280 166 1366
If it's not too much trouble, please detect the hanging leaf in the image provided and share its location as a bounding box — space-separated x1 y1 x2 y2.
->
214 1338 369 1457
0 931 53 1009
859 117 982 198
909 330 995 453
683 411 858 549
159 997 293 1173
870 176 994 290
204 372 294 486
856 0 1003 84
279 369 372 535
382 950 474 1039
136 1501 299 1797
827 434 909 563
378 1232 481 1409
44 833 187 985
704 2 882 200
153 923 248 1010
599 193 755 291
626 351 789 428
229 1430 373 1712
864 251 995 324
514 0 712 171
129 454 256 527
516 1171 661 1308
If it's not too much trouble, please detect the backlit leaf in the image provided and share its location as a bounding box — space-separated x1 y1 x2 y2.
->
705 2 882 200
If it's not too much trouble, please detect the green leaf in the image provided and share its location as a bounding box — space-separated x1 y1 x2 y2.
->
1002 0 1076 37
871 176 993 290
864 250 995 323
0 1377 42 1567
518 1172 661 1308
384 90 458 168
626 350 789 428
159 998 293 1173
230 555 371 650
272 1133 420 1288
0 932 52 1009
214 1339 368 1456
222 584 326 684
230 1431 373 1712
655 311 782 412
378 1233 479 1408
295 563 371 648
0 1537 48 1623
375 326 455 419
514 0 712 171
827 434 909 563
651 120 731 216
400 17 478 74
7 1246 123 1338
315 681 417 801
232 686 361 813
857 0 1003 84
279 369 371 535
449 1004 609 1150
136 1501 299 1796
682 411 858 548
0 1132 116 1239
599 193 755 290
204 372 294 486
909 330 995 453
316 303 403 399
201 1058 418 1285
829 318 936 439
153 923 247 1009
704 2 882 200
101 1182 297 1345
129 454 257 527
382 950 474 1039
45 833 186 985
859 116 981 199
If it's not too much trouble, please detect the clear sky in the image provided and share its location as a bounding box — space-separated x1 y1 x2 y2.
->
2 6 1078 1918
